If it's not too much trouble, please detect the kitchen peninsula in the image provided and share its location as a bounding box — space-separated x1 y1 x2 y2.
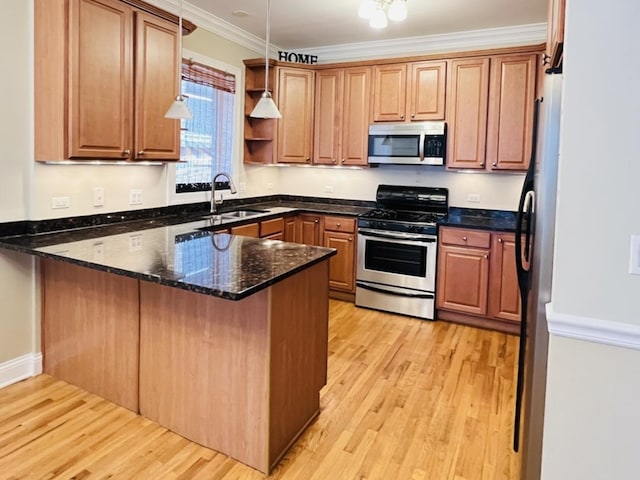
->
0 215 336 474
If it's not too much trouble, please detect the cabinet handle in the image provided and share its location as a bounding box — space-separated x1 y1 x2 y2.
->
484 254 488 259
332 158 337 163
542 53 551 65
498 238 503 243
349 237 353 242
122 149 131 157
411 113 415 119
336 222 341 227
492 162 497 167
138 150 145 156
480 162 485 167
314 219 319 223
462 236 468 241
400 114 404 119
306 157 311 163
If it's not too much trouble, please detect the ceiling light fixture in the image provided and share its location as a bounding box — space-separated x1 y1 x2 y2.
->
165 0 192 120
250 0 281 119
358 0 408 29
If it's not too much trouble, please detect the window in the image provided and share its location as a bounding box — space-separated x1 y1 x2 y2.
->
175 59 236 194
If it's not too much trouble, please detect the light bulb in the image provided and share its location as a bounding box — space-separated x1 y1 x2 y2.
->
369 6 388 29
358 0 376 19
387 0 407 22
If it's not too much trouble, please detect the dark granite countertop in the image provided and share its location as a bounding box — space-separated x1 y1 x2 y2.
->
0 212 336 301
439 207 518 232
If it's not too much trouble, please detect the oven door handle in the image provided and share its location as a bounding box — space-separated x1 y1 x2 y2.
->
358 228 436 242
357 281 435 299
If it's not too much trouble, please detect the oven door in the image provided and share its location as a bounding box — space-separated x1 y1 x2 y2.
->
357 228 437 292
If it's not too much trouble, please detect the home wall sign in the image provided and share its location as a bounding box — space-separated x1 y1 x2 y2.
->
278 51 319 65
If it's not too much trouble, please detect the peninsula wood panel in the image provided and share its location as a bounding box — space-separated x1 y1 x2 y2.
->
486 54 537 171
268 261 329 469
133 11 180 160
139 283 271 472
446 57 490 169
41 259 139 412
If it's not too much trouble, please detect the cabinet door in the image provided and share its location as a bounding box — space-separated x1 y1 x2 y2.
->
446 58 490 169
372 64 407 122
407 61 446 121
68 0 133 159
277 68 315 164
284 217 297 242
134 12 180 161
323 231 356 293
260 217 284 237
342 67 372 166
313 70 343 165
486 54 537 171
230 223 260 237
436 244 490 316
488 233 521 322
547 0 566 67
297 215 322 246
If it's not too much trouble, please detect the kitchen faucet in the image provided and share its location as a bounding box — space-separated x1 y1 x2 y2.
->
210 172 237 214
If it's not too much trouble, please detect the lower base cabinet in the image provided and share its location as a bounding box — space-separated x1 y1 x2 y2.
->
436 226 521 333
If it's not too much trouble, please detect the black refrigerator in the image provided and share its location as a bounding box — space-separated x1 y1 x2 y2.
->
514 71 563 479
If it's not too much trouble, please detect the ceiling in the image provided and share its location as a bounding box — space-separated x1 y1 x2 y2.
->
185 0 548 50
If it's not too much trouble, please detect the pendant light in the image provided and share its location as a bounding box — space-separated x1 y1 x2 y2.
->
250 0 281 119
165 0 192 119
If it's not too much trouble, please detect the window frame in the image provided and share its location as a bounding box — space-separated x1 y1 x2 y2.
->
167 49 243 206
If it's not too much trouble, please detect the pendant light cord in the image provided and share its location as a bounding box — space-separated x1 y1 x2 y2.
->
177 0 183 99
264 0 271 94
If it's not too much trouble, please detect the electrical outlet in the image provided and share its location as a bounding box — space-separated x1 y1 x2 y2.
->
467 193 481 203
129 234 143 252
324 185 334 193
266 182 274 191
93 187 105 207
129 189 143 205
629 235 640 275
51 196 70 209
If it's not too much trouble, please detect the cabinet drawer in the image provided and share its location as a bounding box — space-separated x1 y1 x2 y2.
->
260 217 284 237
324 216 355 233
440 227 491 248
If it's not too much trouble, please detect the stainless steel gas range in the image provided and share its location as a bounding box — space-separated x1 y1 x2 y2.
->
355 184 448 320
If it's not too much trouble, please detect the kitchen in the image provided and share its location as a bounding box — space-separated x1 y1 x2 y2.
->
1 1 640 479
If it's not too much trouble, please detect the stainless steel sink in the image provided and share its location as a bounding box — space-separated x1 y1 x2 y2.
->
220 209 269 219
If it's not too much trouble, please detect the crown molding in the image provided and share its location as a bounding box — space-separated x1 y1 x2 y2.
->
546 303 640 351
296 23 547 63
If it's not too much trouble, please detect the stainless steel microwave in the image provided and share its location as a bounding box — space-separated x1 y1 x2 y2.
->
367 121 446 166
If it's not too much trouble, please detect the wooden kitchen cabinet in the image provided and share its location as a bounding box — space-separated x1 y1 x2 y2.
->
486 54 538 171
372 64 407 122
372 60 446 122
260 217 285 240
35 0 181 162
244 61 277 164
297 214 323 246
488 233 522 323
406 61 447 121
447 53 537 172
437 227 521 333
276 67 315 164
314 67 372 166
231 223 260 238
284 216 297 242
446 57 490 169
323 216 356 293
547 0 566 68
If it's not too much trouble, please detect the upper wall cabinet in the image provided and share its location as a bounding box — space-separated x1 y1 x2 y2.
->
314 67 371 166
35 0 181 162
276 67 315 164
372 60 446 122
546 0 566 68
446 53 537 171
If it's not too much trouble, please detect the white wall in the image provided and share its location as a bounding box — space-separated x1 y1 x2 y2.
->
542 0 640 478
0 1 37 365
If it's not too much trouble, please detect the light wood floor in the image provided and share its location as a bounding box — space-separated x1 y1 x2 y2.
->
0 301 520 479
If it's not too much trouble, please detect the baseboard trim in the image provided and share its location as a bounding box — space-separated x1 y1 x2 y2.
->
546 303 640 351
0 352 43 389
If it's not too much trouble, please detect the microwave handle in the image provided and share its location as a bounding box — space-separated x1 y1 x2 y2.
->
419 132 425 161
